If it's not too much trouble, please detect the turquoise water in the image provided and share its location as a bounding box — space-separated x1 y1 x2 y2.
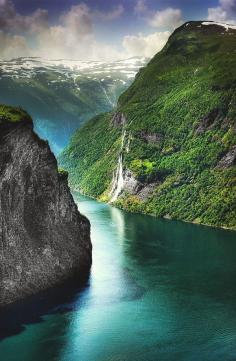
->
1 193 236 361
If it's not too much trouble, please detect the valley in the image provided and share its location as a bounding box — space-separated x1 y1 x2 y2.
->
0 56 147 153
0 15 236 361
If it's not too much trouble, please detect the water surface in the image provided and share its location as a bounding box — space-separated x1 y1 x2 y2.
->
1 193 236 361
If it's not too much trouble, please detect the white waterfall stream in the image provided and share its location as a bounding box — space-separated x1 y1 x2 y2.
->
109 127 126 203
125 132 131 153
99 82 115 108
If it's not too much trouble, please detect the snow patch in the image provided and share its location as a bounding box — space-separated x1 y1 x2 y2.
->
202 21 236 31
0 56 148 80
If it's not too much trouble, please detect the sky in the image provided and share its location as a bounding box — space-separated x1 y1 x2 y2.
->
0 0 236 61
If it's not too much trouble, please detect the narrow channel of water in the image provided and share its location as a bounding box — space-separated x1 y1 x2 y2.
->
0 193 236 361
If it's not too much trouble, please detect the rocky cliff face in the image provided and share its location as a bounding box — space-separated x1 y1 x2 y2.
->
0 106 92 306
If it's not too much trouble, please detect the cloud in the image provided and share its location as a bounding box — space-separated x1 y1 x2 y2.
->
95 4 124 21
123 31 170 58
0 0 170 61
149 8 183 29
59 4 92 38
0 31 32 59
220 0 236 13
0 1 125 61
134 0 148 14
207 7 228 22
0 0 48 33
36 27 120 61
35 4 122 61
134 1 183 30
207 0 236 24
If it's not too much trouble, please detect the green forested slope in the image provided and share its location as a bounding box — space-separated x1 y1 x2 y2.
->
59 21 236 229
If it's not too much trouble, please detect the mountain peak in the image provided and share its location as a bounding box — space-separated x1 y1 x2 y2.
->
175 20 236 35
157 20 236 58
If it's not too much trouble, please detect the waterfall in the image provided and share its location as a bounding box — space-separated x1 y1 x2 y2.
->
99 82 115 107
110 154 124 203
109 127 126 203
126 132 131 153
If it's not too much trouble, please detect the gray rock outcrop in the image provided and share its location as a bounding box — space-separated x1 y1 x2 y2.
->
217 145 236 168
111 112 126 127
0 113 92 306
139 131 163 145
122 169 158 201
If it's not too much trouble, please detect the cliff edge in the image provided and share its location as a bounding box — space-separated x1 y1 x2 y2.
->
0 105 92 306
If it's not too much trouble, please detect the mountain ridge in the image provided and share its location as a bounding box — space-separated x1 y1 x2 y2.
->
60 20 236 229
0 56 148 154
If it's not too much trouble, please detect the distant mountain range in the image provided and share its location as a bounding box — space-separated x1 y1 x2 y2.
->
0 56 148 153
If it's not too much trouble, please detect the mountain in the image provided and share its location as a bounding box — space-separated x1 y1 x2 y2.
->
0 105 91 306
0 56 148 154
59 21 236 230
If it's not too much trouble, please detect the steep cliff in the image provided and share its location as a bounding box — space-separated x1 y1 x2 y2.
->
59 21 236 229
0 105 92 306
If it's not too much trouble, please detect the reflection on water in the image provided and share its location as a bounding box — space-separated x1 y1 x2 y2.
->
0 193 236 361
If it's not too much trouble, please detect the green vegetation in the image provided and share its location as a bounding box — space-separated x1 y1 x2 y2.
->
60 113 121 197
0 104 31 124
129 159 156 177
58 168 69 177
59 22 236 229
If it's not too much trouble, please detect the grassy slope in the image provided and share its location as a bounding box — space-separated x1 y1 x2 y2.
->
0 104 32 124
59 22 236 229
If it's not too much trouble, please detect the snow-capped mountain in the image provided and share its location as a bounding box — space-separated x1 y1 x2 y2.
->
0 56 148 154
0 56 147 80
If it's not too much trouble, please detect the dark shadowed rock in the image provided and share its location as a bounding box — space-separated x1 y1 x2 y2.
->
139 131 163 145
0 107 92 307
217 145 236 168
195 108 224 135
111 112 126 127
